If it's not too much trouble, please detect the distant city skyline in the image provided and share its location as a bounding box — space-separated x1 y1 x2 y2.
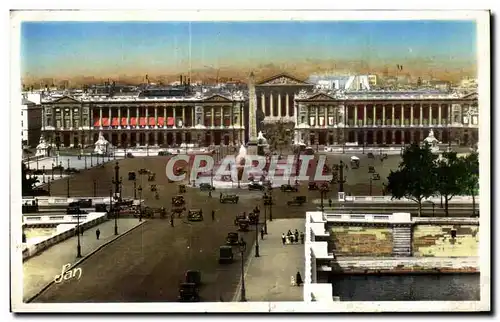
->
21 20 477 79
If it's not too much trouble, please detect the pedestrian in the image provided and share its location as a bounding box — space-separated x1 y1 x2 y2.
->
294 229 299 242
296 271 303 286
170 216 174 227
281 233 286 245
300 232 305 244
329 199 332 208
80 227 84 236
212 210 215 221
96 228 100 240
260 226 265 240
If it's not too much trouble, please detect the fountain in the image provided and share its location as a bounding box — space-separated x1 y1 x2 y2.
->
94 132 111 155
423 129 440 153
35 135 49 157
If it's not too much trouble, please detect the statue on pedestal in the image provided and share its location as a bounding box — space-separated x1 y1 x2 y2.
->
423 129 440 153
35 135 49 157
94 132 110 155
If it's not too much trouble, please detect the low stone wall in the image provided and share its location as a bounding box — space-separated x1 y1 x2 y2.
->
329 226 393 256
412 225 479 257
332 256 479 274
22 213 108 261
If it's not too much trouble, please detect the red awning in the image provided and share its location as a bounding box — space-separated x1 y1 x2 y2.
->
148 117 156 126
102 118 110 127
139 117 147 126
157 117 165 126
93 118 101 127
167 117 174 126
111 117 119 126
121 117 128 126
130 117 137 126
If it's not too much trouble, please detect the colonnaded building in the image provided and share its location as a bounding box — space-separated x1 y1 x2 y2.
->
32 72 479 148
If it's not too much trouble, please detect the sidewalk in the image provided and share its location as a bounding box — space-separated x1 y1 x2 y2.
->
23 218 144 302
233 219 305 302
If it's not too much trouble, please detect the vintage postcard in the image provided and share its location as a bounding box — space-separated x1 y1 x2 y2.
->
10 10 491 313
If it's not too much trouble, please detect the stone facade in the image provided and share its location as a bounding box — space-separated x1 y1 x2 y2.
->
329 226 393 256
412 225 479 257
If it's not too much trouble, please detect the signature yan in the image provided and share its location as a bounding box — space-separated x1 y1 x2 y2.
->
54 263 82 284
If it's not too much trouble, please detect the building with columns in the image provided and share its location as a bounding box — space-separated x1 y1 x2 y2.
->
39 90 246 148
293 89 479 146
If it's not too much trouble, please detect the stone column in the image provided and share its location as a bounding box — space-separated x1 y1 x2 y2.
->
173 107 177 128
99 107 103 129
354 107 358 126
127 107 130 129
191 108 195 127
410 105 414 126
220 106 224 127
145 106 149 128
429 105 432 124
401 106 404 125
154 132 158 146
363 105 367 126
261 94 266 116
270 92 274 117
324 107 328 127
117 106 121 128
382 105 386 126
172 132 176 145
211 107 214 128
391 105 395 126
420 105 423 126
285 94 289 117
136 107 139 124
182 107 186 127
315 107 319 128
382 130 386 143
373 106 377 126
278 93 282 117
154 107 158 128
108 106 111 126
438 105 442 125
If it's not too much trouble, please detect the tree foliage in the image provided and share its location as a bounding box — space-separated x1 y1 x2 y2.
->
22 162 39 196
435 152 467 216
387 143 438 216
460 151 480 215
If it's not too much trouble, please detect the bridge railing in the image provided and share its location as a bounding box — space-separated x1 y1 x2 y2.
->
325 212 412 224
22 212 108 261
343 195 479 204
21 197 144 207
22 212 106 225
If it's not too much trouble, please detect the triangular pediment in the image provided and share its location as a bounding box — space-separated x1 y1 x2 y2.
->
257 73 310 86
204 94 231 102
462 92 478 100
52 96 81 104
306 93 336 101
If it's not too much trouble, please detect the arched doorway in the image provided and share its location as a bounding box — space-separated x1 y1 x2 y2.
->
434 130 440 143
214 131 222 145
148 133 155 146
386 130 393 144
166 133 173 146
366 131 374 145
414 131 421 143
224 134 230 145
328 134 334 145
73 136 79 148
139 133 146 146
309 133 316 146
111 133 118 146
394 131 402 145
358 131 365 145
319 132 327 145
120 133 128 147
186 132 192 144
204 132 211 146
130 133 137 146
63 133 70 147
404 130 411 144
376 131 383 144
176 132 183 144
103 133 109 142
157 133 164 146
348 131 355 143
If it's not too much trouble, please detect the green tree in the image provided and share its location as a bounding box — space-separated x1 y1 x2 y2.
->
460 151 479 215
435 152 466 216
386 143 438 216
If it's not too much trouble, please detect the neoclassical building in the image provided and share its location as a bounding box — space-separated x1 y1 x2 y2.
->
293 89 479 146
40 91 246 148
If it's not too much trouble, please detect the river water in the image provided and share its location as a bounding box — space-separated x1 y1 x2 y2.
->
331 274 480 301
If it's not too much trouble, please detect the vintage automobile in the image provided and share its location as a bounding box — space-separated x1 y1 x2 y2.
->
184 270 202 286
226 232 240 246
64 168 80 174
188 209 204 222
178 184 186 194
150 184 157 192
248 182 265 191
234 213 247 226
287 196 307 206
178 283 200 302
308 182 319 191
128 171 136 181
138 168 150 175
94 203 108 212
367 152 375 159
380 153 389 161
174 166 186 176
172 195 186 206
218 245 234 264
148 173 156 182
248 212 259 225
350 156 360 169
368 166 376 174
280 184 298 193
238 219 250 232
220 194 239 204
70 199 93 208
126 152 134 158
199 183 215 191
372 173 381 181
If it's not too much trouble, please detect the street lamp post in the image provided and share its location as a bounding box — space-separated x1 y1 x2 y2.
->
239 240 247 302
84 155 87 169
320 187 327 212
112 162 122 235
59 161 63 178
269 187 273 221
133 179 137 199
42 166 46 184
263 192 268 235
138 186 143 222
110 188 118 235
47 178 51 195
338 160 346 193
93 180 97 197
369 177 373 196
76 210 82 258
51 163 55 180
66 177 70 198
67 158 70 170
255 220 260 257
90 153 93 167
